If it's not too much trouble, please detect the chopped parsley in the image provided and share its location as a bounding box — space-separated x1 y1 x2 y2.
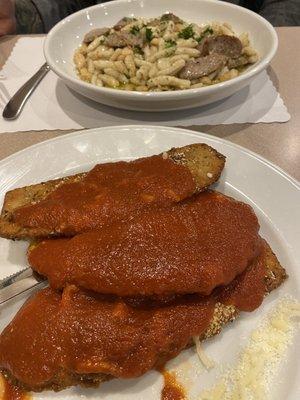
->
178 24 194 39
145 27 154 42
133 46 143 55
165 47 176 57
196 26 214 43
130 25 140 35
165 39 176 48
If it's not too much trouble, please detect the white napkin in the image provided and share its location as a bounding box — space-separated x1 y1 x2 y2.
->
0 37 290 132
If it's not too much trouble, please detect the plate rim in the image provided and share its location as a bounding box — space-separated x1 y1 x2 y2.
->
0 125 299 191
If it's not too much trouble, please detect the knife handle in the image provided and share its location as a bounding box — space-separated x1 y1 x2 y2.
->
2 63 50 120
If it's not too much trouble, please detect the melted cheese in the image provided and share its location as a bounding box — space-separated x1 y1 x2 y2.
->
199 297 300 400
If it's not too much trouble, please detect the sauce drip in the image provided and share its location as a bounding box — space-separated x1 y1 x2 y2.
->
0 375 30 400
217 239 267 311
161 370 186 400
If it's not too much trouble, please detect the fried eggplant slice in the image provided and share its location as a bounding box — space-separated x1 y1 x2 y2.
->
0 240 286 392
0 144 225 240
28 191 260 297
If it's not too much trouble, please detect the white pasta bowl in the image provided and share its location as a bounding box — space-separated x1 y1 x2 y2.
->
44 0 278 112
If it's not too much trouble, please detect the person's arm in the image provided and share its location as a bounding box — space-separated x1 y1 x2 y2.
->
0 0 16 36
259 0 300 26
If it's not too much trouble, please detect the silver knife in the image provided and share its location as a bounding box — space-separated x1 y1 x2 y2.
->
0 268 47 305
2 63 50 120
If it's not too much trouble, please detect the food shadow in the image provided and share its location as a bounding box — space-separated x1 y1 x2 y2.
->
55 78 255 128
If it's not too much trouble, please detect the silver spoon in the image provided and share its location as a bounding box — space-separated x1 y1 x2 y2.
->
2 63 50 120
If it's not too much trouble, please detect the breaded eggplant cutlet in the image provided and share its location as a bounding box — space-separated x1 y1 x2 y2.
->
0 143 225 239
0 240 286 392
28 191 261 297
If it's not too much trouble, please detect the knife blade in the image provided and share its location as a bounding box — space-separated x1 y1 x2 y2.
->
0 268 47 305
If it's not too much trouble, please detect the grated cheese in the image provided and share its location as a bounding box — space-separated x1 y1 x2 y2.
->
193 336 215 370
198 297 300 400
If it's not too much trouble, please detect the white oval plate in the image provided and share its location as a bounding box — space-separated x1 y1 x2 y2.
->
0 126 299 400
44 0 277 111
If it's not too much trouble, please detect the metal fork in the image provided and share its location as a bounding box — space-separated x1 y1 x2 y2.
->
2 63 50 120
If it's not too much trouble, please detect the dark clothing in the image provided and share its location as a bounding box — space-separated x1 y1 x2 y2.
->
15 0 44 34
31 0 95 32
15 0 300 34
224 0 300 26
16 0 97 33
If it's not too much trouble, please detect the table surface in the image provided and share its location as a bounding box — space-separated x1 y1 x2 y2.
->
0 27 299 181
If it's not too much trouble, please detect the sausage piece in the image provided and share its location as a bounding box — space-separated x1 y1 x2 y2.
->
208 35 242 58
113 17 135 31
196 36 211 57
105 32 144 48
197 35 242 59
83 28 110 44
179 54 227 80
